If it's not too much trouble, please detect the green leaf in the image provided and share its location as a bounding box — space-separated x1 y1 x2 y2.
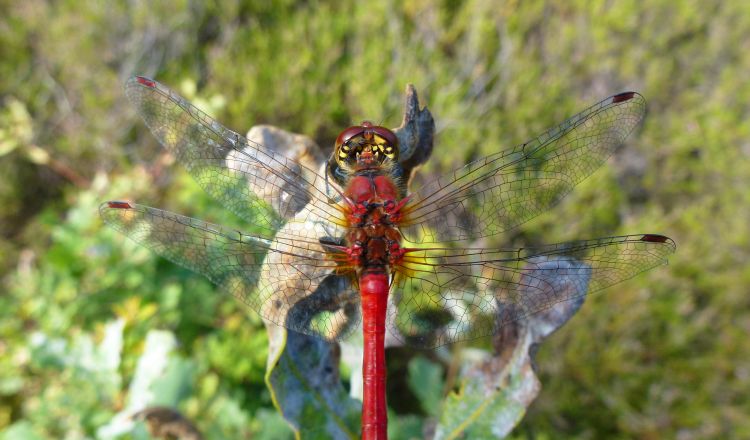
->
407 356 444 416
433 257 592 439
150 356 196 407
0 421 44 440
0 98 32 157
265 325 361 440
96 329 190 439
252 409 296 440
433 347 538 440
387 413 424 440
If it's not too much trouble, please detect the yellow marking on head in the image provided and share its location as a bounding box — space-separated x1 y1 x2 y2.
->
334 132 398 169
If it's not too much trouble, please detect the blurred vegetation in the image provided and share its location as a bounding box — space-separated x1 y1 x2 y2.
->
1 0 748 438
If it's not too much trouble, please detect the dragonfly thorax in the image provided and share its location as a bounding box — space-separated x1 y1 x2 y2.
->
343 173 406 272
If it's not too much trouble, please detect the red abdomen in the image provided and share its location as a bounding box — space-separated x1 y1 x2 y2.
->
359 270 389 440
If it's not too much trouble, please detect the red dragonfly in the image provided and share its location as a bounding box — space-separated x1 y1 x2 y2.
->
101 77 675 440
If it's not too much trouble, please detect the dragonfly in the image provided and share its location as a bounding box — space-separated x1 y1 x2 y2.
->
101 76 675 440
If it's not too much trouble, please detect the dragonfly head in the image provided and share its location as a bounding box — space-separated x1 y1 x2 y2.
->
334 121 399 171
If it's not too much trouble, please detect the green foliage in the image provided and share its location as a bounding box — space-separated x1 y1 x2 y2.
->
265 328 360 439
1 0 749 438
407 356 444 417
435 347 534 440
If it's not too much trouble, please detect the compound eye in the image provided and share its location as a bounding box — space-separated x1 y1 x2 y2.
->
372 126 399 148
336 126 365 148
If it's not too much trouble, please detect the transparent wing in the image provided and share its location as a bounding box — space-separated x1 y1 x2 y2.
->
390 234 675 347
100 201 359 341
399 92 646 243
125 76 346 238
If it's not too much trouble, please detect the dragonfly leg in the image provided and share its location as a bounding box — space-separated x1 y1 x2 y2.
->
384 195 412 222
